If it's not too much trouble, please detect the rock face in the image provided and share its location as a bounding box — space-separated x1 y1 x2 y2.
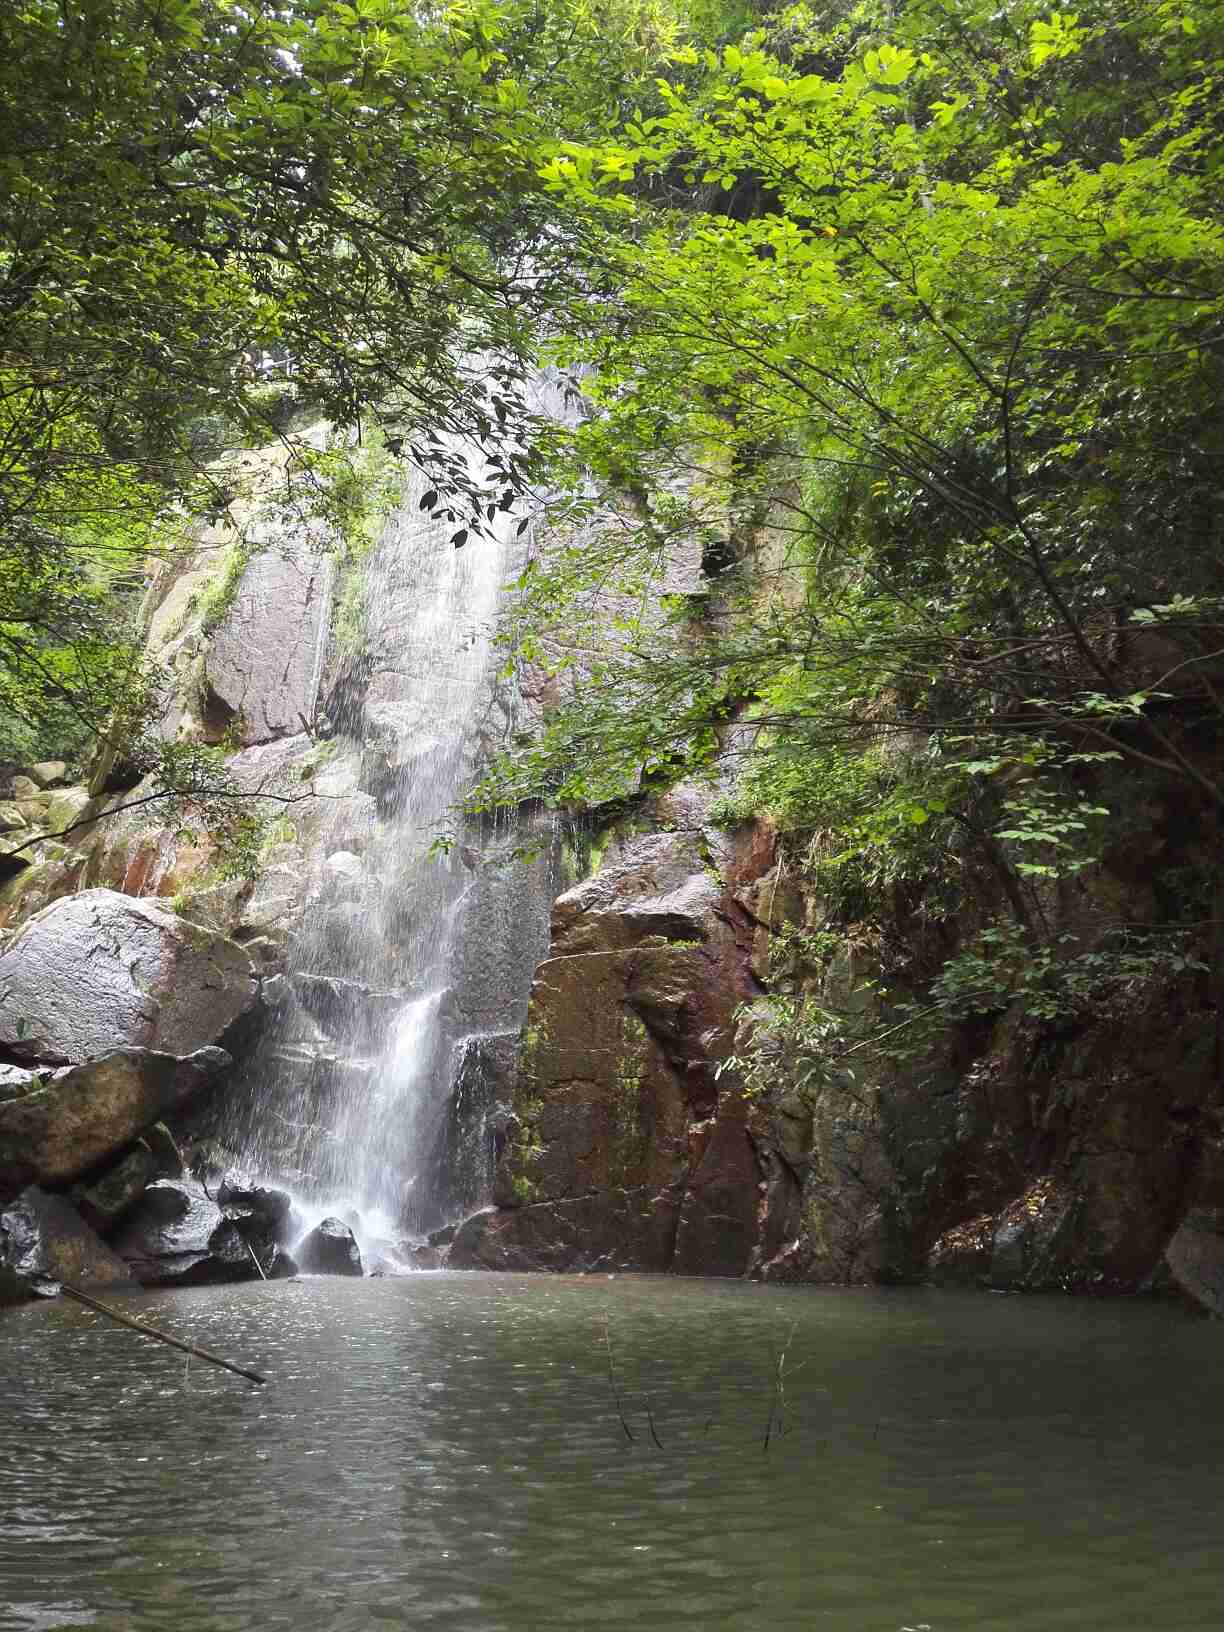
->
196 534 335 745
0 1187 137 1305
451 807 778 1276
0 889 256 1063
297 1217 363 1276
446 751 1223 1297
0 1048 229 1204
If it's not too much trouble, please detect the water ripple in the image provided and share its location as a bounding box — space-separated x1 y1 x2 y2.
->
2 1277 1221 1631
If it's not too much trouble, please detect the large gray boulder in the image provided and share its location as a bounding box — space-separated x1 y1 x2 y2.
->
0 1186 137 1305
0 888 256 1063
0 1047 229 1203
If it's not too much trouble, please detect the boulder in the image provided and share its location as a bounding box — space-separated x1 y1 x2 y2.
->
0 1047 229 1203
0 1186 137 1305
0 888 256 1063
297 1216 363 1276
1164 1208 1224 1314
217 1179 293 1240
113 1177 297 1285
9 776 39 801
27 761 68 789
228 1211 298 1279
70 1142 157 1233
42 787 94 835
114 1178 225 1284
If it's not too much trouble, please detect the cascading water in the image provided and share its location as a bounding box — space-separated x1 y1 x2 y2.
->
221 392 565 1262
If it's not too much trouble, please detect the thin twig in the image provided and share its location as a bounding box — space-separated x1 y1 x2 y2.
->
59 1282 267 1385
602 1312 636 1443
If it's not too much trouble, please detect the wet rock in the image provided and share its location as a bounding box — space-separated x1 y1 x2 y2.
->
260 973 294 1012
0 1062 39 1104
322 850 364 885
115 1172 297 1285
926 1165 1189 1295
217 1179 293 1240
927 1214 997 1288
1164 1208 1224 1315
71 1143 157 1233
71 1123 183 1234
198 531 335 745
551 830 722 955
672 1095 762 1277
405 1244 444 1270
450 1189 681 1273
297 1217 363 1276
114 1178 225 1284
143 1121 184 1179
497 950 691 1209
0 1186 137 1305
429 1032 520 1220
0 888 257 1064
290 972 403 1046
0 1047 229 1204
210 1214 296 1280
0 802 26 833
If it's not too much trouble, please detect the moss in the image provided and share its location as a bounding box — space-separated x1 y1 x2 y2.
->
259 815 298 852
608 1013 650 1183
198 533 256 634
331 564 368 655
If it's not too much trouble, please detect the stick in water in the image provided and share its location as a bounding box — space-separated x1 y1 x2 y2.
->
59 1283 268 1385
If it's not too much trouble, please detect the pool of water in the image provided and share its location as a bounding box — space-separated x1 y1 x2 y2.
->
1 1274 1220 1631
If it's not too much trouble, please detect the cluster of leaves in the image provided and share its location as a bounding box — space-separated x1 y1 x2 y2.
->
0 0 717 784
483 0 1223 800
462 0 1223 1080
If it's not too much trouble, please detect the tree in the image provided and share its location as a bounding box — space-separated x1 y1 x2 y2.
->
0 0 676 818
470 0 1224 1050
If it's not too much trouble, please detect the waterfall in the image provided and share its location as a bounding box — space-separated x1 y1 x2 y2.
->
222 394 564 1263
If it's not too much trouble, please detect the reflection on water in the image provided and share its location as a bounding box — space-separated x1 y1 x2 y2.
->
1 1276 1220 1632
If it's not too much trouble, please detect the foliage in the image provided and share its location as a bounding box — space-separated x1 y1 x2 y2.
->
0 0 679 775
485 0 1224 805
463 0 1224 1083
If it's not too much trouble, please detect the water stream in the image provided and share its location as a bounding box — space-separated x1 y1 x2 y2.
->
222 404 558 1254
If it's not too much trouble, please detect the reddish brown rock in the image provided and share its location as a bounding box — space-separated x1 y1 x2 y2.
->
472 818 781 1278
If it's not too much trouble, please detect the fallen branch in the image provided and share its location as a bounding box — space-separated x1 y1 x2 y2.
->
59 1282 268 1386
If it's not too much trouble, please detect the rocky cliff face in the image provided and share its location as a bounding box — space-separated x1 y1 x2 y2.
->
1 417 558 1295
451 749 1224 1311
2 426 1220 1312
453 792 777 1274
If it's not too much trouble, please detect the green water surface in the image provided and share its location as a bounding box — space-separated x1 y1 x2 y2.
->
1 1273 1219 1631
